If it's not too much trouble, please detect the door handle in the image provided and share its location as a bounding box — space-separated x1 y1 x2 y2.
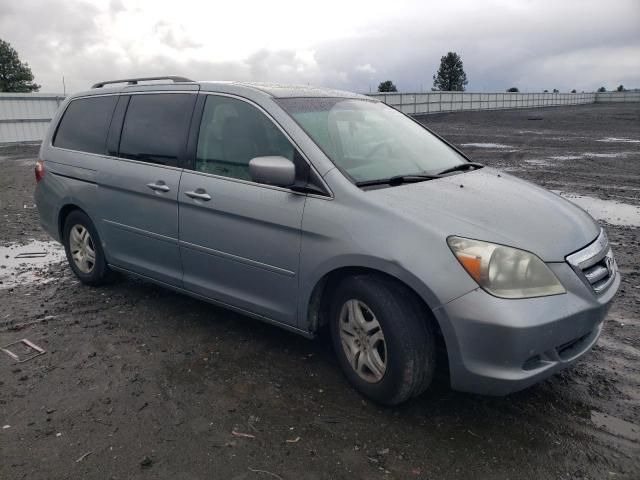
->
185 189 211 201
147 181 170 192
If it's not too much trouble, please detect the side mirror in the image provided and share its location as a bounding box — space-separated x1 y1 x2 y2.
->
249 156 296 188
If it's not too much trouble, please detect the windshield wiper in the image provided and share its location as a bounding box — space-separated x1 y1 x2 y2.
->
356 173 441 187
436 162 484 176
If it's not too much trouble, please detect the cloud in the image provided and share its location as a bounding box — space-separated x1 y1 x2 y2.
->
355 64 376 74
109 0 125 16
0 0 638 94
152 21 201 50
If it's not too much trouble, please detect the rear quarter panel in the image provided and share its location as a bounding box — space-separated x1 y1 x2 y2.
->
35 150 100 242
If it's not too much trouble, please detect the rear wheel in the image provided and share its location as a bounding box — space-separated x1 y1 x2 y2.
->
63 210 112 286
329 274 436 405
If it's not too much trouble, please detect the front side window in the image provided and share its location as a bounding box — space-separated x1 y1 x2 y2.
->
53 96 118 154
119 93 195 166
196 95 295 181
277 98 466 184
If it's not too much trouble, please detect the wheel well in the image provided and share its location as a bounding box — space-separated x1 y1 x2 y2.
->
58 204 85 240
308 267 449 375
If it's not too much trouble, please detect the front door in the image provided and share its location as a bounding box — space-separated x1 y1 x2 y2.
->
178 94 306 325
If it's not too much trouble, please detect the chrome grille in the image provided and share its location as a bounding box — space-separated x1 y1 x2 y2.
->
566 229 617 295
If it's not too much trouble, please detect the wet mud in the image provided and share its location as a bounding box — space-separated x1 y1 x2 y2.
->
1 104 639 479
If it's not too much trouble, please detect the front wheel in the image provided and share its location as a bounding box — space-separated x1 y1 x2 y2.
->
329 274 436 405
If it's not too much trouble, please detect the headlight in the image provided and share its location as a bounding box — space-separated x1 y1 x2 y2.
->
447 237 566 299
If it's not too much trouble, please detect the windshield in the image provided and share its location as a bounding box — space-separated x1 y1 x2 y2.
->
277 98 467 183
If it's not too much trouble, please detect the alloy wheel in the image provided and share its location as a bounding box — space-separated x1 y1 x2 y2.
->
69 224 96 274
338 299 387 383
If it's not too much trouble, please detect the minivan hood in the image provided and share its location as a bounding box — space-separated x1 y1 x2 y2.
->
366 168 600 262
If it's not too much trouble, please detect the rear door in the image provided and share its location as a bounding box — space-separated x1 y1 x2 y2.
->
97 91 196 286
178 94 307 326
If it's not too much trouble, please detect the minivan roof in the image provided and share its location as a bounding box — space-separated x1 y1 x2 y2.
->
201 81 370 99
75 79 371 101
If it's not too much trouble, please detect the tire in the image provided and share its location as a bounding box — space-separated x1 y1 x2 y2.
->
63 210 112 286
329 274 436 405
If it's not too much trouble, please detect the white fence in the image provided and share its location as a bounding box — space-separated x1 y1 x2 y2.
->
367 91 598 115
0 93 64 144
595 91 640 103
0 91 638 144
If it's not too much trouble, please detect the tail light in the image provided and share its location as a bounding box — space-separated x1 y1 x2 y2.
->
35 159 45 183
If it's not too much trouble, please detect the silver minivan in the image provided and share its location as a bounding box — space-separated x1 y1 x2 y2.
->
35 77 619 405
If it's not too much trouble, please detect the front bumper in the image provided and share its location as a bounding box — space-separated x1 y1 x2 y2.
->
433 259 620 396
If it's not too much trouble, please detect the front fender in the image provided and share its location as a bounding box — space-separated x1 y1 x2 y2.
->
297 253 446 332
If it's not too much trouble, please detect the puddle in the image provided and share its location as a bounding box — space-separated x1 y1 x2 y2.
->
524 159 551 166
459 143 514 149
552 191 640 227
549 155 582 161
547 152 633 161
0 240 66 289
591 411 640 442
583 152 630 159
547 137 573 141
597 137 640 144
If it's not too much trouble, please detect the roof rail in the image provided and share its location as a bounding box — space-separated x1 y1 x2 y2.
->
91 76 194 89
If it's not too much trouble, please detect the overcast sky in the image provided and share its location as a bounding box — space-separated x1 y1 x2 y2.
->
2 0 639 94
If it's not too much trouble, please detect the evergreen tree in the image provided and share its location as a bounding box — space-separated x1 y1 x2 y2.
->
432 52 468 91
0 39 40 92
377 80 398 92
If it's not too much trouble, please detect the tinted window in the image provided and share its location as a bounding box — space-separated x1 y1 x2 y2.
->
196 95 295 181
119 94 195 166
53 96 118 154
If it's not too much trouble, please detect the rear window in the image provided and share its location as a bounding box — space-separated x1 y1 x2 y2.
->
118 93 195 166
53 96 118 154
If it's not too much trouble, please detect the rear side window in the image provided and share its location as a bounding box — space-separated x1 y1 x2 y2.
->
53 96 118 154
118 93 195 166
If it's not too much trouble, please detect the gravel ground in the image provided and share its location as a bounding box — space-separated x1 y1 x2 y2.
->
1 103 638 479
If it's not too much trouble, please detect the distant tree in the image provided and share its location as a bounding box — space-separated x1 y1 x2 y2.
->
432 52 468 91
597 86 606 92
377 80 398 93
506 87 519 92
552 89 559 93
543 89 549 93
0 39 40 92
616 85 625 92
570 89 577 93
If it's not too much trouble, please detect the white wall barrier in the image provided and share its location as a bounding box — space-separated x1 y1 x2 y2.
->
0 91 638 144
594 91 640 103
0 93 65 144
367 91 599 115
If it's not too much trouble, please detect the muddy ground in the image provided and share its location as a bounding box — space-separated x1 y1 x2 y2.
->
1 103 638 479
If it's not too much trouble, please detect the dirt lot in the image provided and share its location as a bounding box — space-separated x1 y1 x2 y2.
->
1 103 639 479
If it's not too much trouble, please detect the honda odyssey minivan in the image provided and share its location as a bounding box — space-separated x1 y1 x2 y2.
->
35 77 619 405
